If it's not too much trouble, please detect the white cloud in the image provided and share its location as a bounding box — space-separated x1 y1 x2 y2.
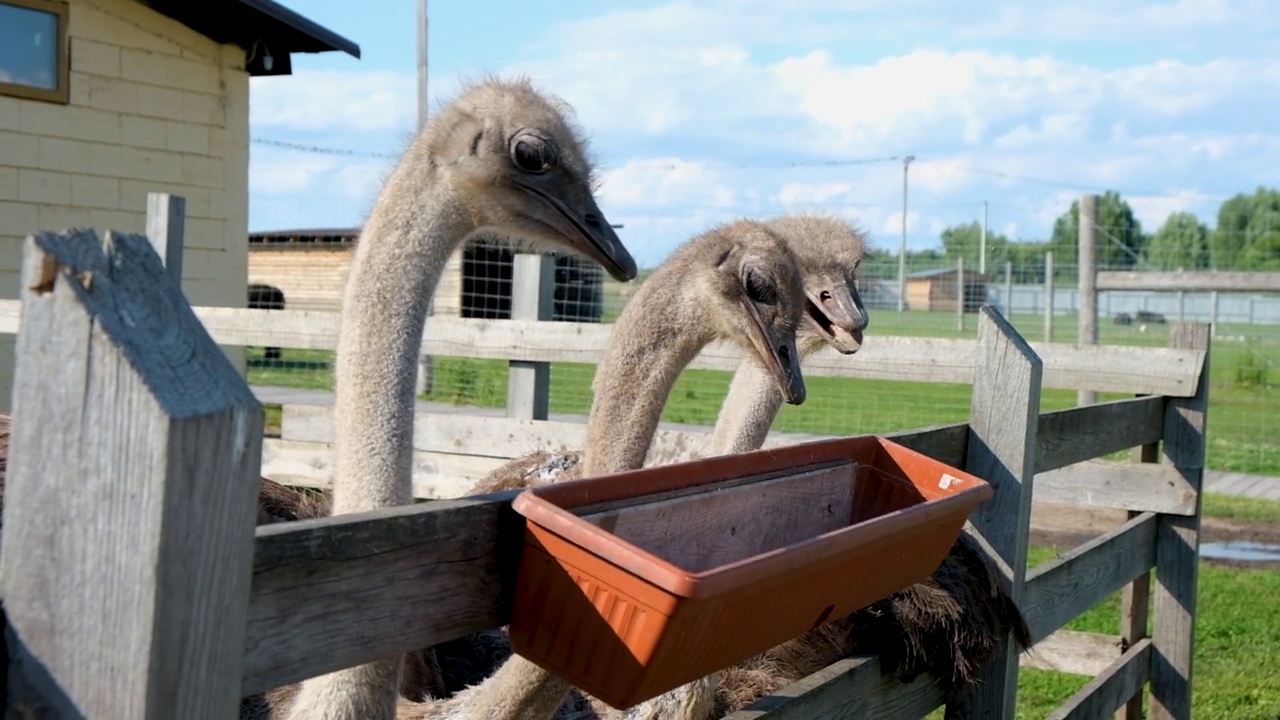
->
250 70 416 132
246 1 1280 264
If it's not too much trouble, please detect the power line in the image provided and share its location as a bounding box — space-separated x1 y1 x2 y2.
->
251 138 399 159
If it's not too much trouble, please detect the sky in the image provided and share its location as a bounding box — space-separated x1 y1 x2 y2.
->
246 0 1280 268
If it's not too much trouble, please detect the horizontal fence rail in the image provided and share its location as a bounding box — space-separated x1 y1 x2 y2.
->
0 301 1207 397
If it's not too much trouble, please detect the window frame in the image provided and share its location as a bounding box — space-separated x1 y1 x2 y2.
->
0 0 70 105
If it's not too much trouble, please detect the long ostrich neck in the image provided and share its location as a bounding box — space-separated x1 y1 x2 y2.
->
331 162 468 513
286 153 471 720
583 275 713 476
707 335 825 455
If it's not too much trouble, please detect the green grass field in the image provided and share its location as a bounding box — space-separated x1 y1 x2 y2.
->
1012 539 1280 719
247 306 1279 474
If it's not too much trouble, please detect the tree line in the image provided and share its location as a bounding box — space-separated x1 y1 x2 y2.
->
863 186 1280 283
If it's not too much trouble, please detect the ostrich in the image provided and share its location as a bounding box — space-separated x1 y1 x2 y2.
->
255 218 810 718
279 75 641 720
434 214 1029 718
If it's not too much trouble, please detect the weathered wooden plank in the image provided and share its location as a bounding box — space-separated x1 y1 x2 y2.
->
0 230 263 718
241 493 522 696
1034 459 1195 515
1023 513 1158 644
1048 639 1153 720
280 405 715 468
145 192 185 285
1036 397 1165 472
1097 269 1280 292
728 654 945 720
260 437 502 499
882 422 968 468
0 302 1207 396
949 306 1043 718
1151 324 1211 720
1119 441 1158 720
506 253 554 420
1021 630 1125 676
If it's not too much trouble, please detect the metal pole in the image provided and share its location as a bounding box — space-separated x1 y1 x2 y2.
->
956 256 965 332
979 200 988 275
1044 251 1054 342
897 154 914 312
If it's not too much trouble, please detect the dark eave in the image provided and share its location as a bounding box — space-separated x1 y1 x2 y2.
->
134 0 361 76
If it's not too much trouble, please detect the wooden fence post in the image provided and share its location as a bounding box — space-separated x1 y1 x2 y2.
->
0 229 263 718
1078 194 1099 406
145 192 185 286
946 305 1044 719
507 253 555 420
1149 323 1210 720
1116 437 1158 720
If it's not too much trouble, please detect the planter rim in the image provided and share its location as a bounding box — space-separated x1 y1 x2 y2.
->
511 434 992 599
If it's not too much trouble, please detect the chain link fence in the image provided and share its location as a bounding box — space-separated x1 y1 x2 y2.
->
245 195 1279 479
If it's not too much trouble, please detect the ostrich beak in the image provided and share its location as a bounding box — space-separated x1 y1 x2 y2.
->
739 298 807 405
512 177 637 282
804 282 868 354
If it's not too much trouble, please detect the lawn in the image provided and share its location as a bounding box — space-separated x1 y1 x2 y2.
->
247 306 1280 474
1012 545 1280 720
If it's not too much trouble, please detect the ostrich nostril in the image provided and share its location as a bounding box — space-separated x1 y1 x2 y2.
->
819 290 832 302
778 344 792 368
584 213 601 227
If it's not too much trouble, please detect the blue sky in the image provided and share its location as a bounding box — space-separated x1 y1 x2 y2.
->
247 0 1280 268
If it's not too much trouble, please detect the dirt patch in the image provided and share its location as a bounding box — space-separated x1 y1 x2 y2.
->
1029 502 1280 570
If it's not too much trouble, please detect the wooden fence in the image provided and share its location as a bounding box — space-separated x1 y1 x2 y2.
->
1 198 1209 719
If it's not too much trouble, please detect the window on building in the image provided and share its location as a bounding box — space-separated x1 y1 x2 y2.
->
0 0 69 104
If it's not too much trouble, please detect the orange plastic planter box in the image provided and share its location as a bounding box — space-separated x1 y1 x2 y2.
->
507 435 992 709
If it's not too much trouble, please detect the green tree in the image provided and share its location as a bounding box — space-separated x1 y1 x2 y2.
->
1145 212 1209 269
939 221 1009 274
1049 190 1147 271
1212 187 1280 270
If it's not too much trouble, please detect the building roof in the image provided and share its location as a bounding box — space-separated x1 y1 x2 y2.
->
907 267 989 280
135 0 361 76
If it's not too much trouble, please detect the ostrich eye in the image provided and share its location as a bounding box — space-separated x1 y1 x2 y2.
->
511 136 556 174
744 268 777 305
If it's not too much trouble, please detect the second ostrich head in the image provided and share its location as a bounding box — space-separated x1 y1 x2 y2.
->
767 213 869 354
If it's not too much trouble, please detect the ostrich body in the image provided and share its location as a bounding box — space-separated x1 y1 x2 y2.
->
281 76 639 720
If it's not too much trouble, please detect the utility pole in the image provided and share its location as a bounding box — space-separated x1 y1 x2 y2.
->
897 154 915 312
415 0 433 395
417 0 429 129
979 200 988 276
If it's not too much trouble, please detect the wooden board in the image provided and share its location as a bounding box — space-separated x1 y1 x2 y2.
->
1022 513 1158 644
1020 630 1125 676
0 302 1208 396
1033 460 1196 515
581 464 856 573
1097 270 1280 292
1047 638 1153 720
727 653 945 720
1036 397 1165 472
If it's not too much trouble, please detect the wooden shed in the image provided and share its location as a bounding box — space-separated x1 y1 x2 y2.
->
904 267 989 312
246 228 607 322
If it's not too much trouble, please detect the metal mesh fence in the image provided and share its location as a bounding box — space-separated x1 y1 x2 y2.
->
245 203 1279 479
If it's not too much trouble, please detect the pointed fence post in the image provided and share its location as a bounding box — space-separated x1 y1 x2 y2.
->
946 305 1044 719
0 229 263 718
1149 323 1210 720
